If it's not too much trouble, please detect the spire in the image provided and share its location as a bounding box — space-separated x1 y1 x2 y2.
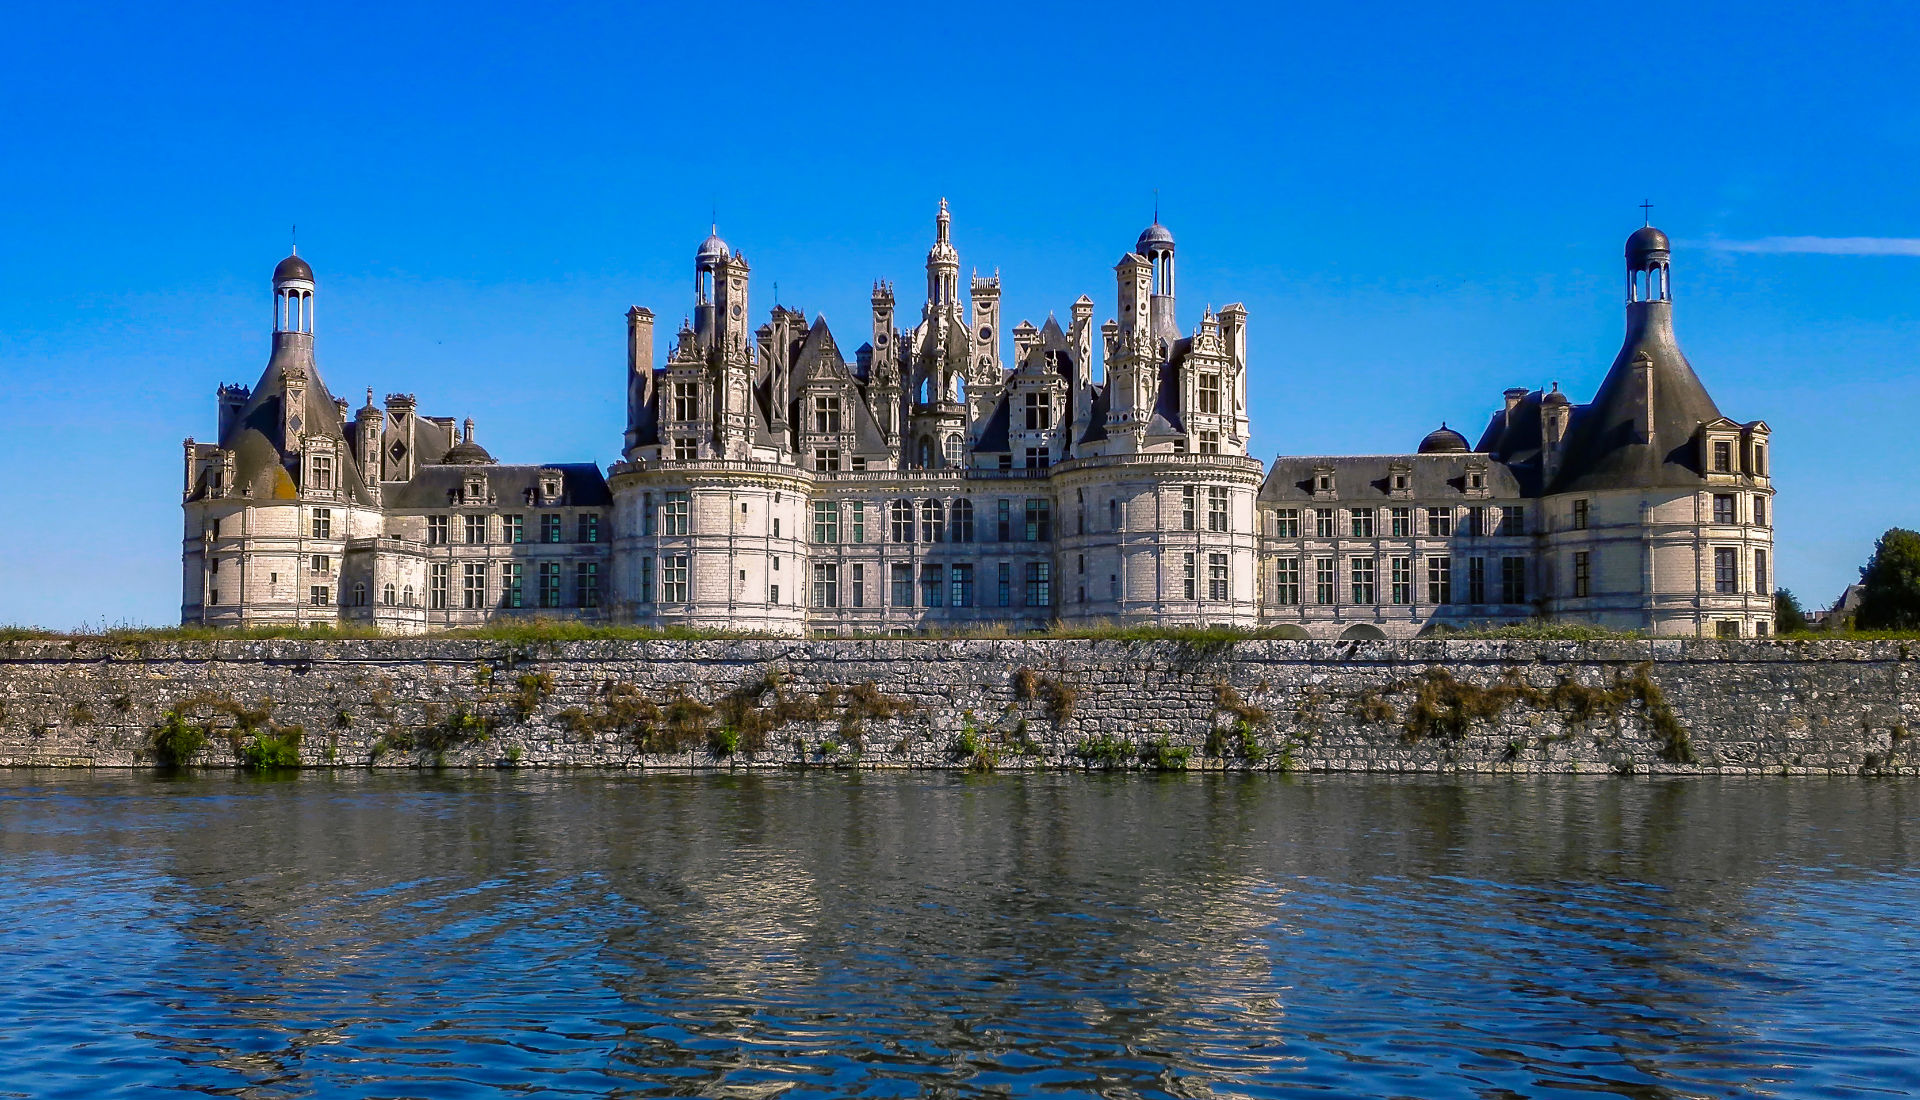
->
936 197 951 243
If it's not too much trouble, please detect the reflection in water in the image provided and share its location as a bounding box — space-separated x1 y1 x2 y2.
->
1 772 1918 1098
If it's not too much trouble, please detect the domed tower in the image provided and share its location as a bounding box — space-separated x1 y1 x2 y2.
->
1136 216 1176 344
274 250 314 335
1626 224 1670 304
693 226 728 348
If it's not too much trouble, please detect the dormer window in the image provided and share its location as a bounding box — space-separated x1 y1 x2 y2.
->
1024 391 1052 431
1469 472 1484 490
813 395 842 434
309 454 333 491
1753 443 1767 476
1197 372 1221 415
1712 440 1733 473
1393 475 1408 491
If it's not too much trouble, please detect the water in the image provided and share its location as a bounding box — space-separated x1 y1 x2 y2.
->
1 773 1917 1099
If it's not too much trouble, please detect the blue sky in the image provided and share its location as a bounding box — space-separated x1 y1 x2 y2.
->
1 1 1914 628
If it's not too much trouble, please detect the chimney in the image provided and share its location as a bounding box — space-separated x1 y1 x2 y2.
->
1503 387 1528 417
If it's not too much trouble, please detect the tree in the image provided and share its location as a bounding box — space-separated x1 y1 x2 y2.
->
1774 588 1810 634
1855 528 1920 631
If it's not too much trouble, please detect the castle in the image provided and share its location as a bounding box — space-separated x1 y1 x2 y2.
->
181 207 1775 638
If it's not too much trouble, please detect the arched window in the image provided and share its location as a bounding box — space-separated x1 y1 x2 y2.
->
352 582 367 606
951 498 975 543
944 434 964 467
890 499 914 543
403 585 414 607
920 499 945 543
917 437 934 467
383 583 396 606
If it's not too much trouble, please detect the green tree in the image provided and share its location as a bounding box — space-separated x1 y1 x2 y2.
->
1774 588 1810 634
1856 528 1920 630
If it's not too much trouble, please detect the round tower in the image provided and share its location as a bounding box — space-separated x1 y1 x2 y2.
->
274 250 314 334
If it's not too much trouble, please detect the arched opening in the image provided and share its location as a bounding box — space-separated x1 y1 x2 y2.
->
383 583 396 606
1267 624 1310 640
1337 624 1388 641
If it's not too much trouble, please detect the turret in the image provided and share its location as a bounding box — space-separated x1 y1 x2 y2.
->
1136 217 1176 344
926 199 959 306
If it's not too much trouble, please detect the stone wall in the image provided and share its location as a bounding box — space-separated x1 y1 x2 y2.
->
0 637 1914 774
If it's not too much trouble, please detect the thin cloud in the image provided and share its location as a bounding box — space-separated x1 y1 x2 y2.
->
1692 236 1920 256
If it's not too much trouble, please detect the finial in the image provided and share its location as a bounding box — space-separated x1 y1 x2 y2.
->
366 386 373 405
1153 188 1159 225
939 196 948 214
290 224 297 255
1640 199 1654 226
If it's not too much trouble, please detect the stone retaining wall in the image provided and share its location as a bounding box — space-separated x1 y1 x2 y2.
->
0 638 1914 774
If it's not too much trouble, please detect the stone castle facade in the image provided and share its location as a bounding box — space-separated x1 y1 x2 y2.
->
181 208 1774 638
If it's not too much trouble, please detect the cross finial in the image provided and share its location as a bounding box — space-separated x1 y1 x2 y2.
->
290 223 297 255
1640 199 1654 226
1153 188 1159 224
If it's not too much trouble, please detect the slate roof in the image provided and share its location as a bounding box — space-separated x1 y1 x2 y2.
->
205 332 377 506
382 463 611 509
1548 300 1722 494
1258 453 1524 503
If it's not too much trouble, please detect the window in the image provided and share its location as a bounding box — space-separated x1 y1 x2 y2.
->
1274 558 1300 605
1198 372 1220 414
851 456 867 472
579 514 601 543
1315 508 1336 538
541 514 562 543
1467 507 1486 537
1426 508 1453 537
1208 553 1229 601
951 499 975 543
466 514 488 544
769 584 779 604
530 562 557 607
850 563 865 607
382 583 396 606
1350 557 1376 604
674 438 699 461
1024 446 1050 470
1110 499 1120 531
997 562 1012 607
639 557 654 604
1427 557 1452 604
351 582 366 606
1391 557 1412 604
576 563 599 609
1717 620 1741 639
664 492 689 535
1182 487 1197 531
310 454 333 491
1712 440 1733 473
674 382 699 421
849 501 866 543
1316 557 1336 605
1183 552 1197 600
920 499 946 543
1754 551 1769 597
1501 506 1524 536
1572 499 1589 531
891 563 913 607
951 563 974 608
812 562 839 608
1756 619 1770 638
1198 431 1220 455
1753 496 1768 527
427 515 448 545
663 555 689 602
311 508 332 539
501 563 523 608
1316 473 1333 493
1351 508 1374 538
1275 508 1300 538
463 563 486 609
209 588 220 605
504 515 524 543
813 395 842 434
310 585 331 606
813 448 839 472
773 518 780 539
1713 494 1736 525
1754 444 1767 476
1024 499 1051 541
890 499 914 543
1573 551 1592 597
1025 561 1051 607
1209 487 1229 533
642 495 655 536
813 501 839 544
430 564 449 609
1390 507 1411 537
1501 557 1527 604
1714 547 1738 595
1468 472 1485 490
310 554 331 573
1024 390 1053 430
921 564 945 608
1109 573 1120 600
1467 556 1486 604
992 498 1012 541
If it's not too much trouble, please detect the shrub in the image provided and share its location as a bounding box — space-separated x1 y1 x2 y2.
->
151 710 209 767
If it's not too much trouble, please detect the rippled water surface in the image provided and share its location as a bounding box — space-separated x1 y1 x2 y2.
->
2 772 1918 1098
